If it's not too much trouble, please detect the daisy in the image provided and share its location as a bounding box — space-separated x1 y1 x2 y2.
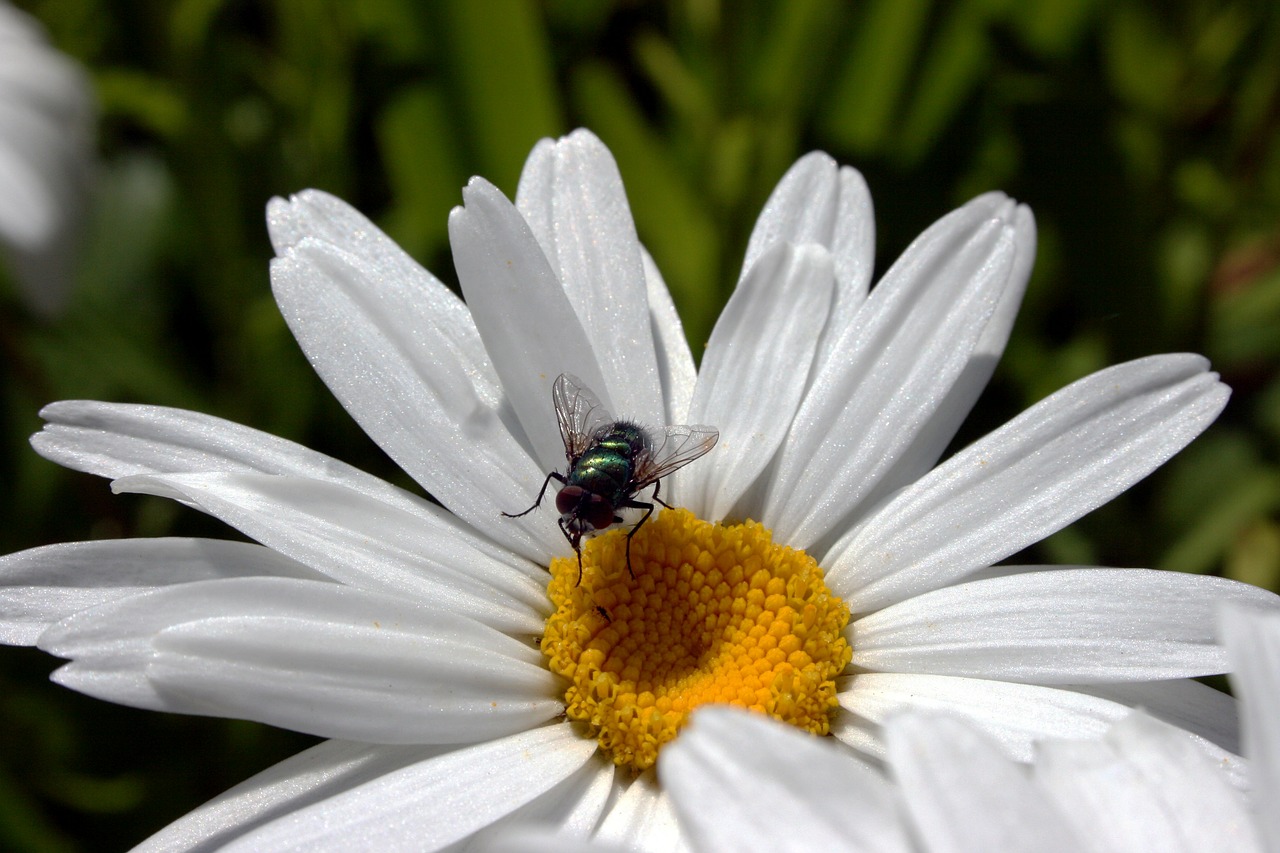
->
2 129 1275 851
0 1 94 317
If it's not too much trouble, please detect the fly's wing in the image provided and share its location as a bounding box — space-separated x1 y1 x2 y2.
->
552 373 616 463
633 425 720 487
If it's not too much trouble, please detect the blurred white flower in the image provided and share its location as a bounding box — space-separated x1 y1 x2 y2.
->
0 1 95 316
1 129 1275 851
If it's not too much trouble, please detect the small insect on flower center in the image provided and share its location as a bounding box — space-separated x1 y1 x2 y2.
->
541 508 852 772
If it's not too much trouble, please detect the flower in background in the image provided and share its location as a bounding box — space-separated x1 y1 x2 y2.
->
2 129 1276 850
0 1 95 317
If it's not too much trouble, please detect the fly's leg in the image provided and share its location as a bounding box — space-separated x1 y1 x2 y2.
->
502 471 566 518
616 480 671 579
559 515 585 586
618 497 656 580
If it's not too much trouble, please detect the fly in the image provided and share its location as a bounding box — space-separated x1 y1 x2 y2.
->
503 373 719 584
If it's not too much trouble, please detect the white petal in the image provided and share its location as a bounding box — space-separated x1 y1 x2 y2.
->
886 712 1086 853
223 723 596 853
641 247 696 427
1222 603 1280 850
111 471 547 633
40 577 559 743
270 237 560 559
1034 712 1260 853
134 739 450 853
32 401 424 515
449 176 611 473
0 538 322 645
742 153 875 317
850 569 1276 682
480 827 625 853
684 242 835 519
594 772 689 853
1069 679 1240 755
737 154 877 392
659 706 911 853
829 354 1231 612
869 203 1036 499
841 673 1144 762
514 130 663 426
458 759 614 849
765 194 1019 550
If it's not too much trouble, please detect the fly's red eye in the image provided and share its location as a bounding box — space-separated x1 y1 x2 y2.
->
556 485 585 515
585 494 615 529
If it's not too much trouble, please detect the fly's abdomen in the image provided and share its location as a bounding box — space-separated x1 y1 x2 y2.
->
570 423 647 504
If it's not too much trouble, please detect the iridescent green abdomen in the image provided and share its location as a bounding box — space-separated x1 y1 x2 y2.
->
569 422 649 507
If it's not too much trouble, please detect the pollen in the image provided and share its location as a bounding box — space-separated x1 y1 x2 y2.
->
541 508 852 772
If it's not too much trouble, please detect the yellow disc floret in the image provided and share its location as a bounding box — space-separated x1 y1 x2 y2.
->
541 507 852 772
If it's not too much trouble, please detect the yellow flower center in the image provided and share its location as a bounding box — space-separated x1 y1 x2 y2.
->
541 508 852 772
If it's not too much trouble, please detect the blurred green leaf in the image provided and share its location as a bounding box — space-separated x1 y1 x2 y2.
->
820 0 931 153
1104 4 1182 117
95 70 187 138
377 85 466 257
1010 0 1100 58
1224 517 1280 590
1208 264 1280 367
436 0 563 191
1160 467 1280 575
898 0 989 164
747 0 844 115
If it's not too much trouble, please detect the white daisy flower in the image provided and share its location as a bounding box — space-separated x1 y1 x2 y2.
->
0 1 94 317
2 128 1276 851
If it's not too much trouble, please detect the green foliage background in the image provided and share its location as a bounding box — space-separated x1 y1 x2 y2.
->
2 0 1279 848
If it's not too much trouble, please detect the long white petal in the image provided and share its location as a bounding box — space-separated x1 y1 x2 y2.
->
742 152 875 351
1068 678 1240 755
660 706 911 853
851 569 1277 682
514 130 663 426
886 712 1086 853
222 723 596 853
765 194 1019 550
40 577 559 743
641 248 696 427
32 401 424 515
481 828 626 853
684 242 835 519
1222 603 1280 851
449 176 611 474
459 759 614 850
828 354 1231 612
270 237 559 558
134 739 451 853
1034 712 1260 853
593 772 689 853
868 203 1036 500
111 471 547 633
840 672 1176 762
0 538 323 645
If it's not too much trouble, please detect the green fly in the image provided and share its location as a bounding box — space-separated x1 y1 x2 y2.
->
504 373 719 583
